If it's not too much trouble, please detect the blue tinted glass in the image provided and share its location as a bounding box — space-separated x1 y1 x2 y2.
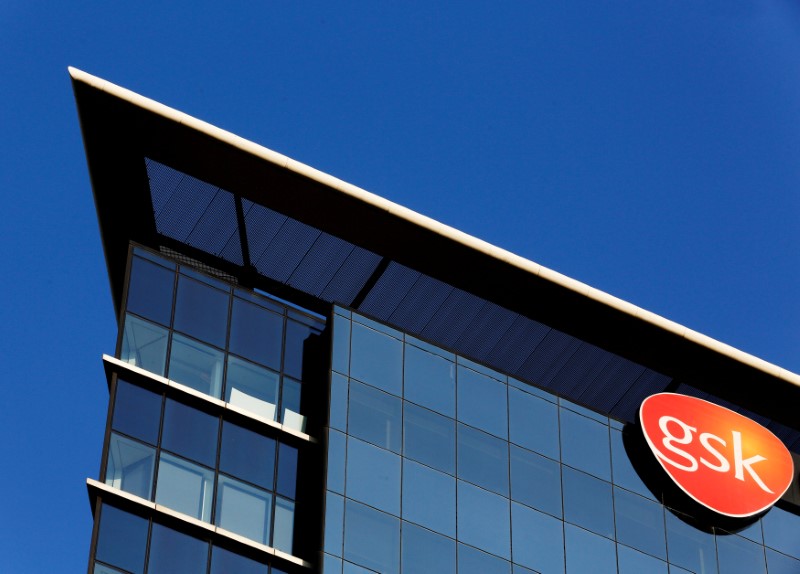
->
734 519 763 545
120 314 168 376
156 453 214 522
229 297 283 370
327 429 346 494
332 314 351 375
617 545 668 574
323 554 343 574
210 545 265 574
343 562 376 574
147 522 208 574
344 500 400 574
277 443 298 499
280 377 304 431
766 548 800 573
401 523 455 574
510 445 561 518
665 510 718 574
564 524 616 574
350 323 403 396
508 387 559 460
717 534 766 574
457 480 511 560
105 434 155 500
324 492 345 556
284 319 320 380
173 275 229 348
403 402 455 475
763 506 800 559
273 496 295 553
112 379 161 445
220 421 276 490
610 429 652 499
457 424 508 496
168 333 224 397
346 437 401 516
95 504 148 574
348 381 402 452
560 409 610 480
215 475 272 544
404 344 455 417
161 399 219 467
457 544 511 574
614 487 666 559
562 467 614 539
511 503 565 574
402 460 456 537
457 366 508 439
126 256 174 326
560 399 607 423
330 373 349 431
225 356 279 421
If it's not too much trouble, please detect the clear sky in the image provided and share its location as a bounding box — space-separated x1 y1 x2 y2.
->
2 2 800 571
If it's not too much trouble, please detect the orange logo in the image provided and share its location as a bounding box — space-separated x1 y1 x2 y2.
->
640 393 794 517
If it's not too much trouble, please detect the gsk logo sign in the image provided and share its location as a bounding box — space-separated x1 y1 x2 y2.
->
640 393 794 518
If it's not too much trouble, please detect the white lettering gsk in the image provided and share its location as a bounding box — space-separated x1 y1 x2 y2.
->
655 415 773 494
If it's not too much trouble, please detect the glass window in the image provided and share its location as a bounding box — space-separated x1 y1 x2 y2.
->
281 377 305 431
105 433 155 500
327 429 347 495
665 509 718 574
350 322 402 396
457 366 508 439
323 554 343 574
173 274 229 348
330 373 349 432
348 381 402 453
610 428 652 499
404 344 455 417
346 437 401 516
403 402 455 475
120 314 168 376
344 500 400 574
126 256 174 326
508 387 559 460
274 496 295 553
617 545 668 574
457 480 511 560
220 421 276 491
324 492 345 557
147 522 208 574
155 453 214 521
560 409 610 481
457 543 511 574
457 424 508 496
161 399 219 467
766 548 800 573
401 523 455 574
734 519 764 545
332 313 351 375
284 318 320 381
168 333 224 398
112 379 161 446
93 564 127 574
564 524 616 574
717 534 766 574
229 297 283 370
215 474 272 544
614 487 666 560
562 467 614 539
402 460 456 537
511 502 565 574
225 356 279 422
210 545 266 574
277 443 298 500
510 445 562 518
95 504 148 574
763 506 800 560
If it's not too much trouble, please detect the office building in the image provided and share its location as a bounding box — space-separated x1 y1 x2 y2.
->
71 67 800 574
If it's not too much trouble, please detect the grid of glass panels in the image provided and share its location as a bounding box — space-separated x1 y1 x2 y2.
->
104 378 298 554
93 501 289 574
119 246 325 432
323 307 800 574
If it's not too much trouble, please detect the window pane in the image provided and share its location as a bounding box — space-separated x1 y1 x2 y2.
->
562 467 614 539
332 313 351 375
112 379 161 445
717 534 766 574
511 503 565 574
95 504 148 574
348 381 402 453
404 344 455 417
284 318 321 380
105 433 155 500
508 387 559 460
614 487 666 560
766 548 800 573
173 274 229 348
560 409 610 481
324 492 345 557
225 356 279 421
457 480 511 560
281 377 305 431
273 496 295 553
93 564 127 574
161 399 219 467
344 500 400 574
330 373 348 431
510 445 562 518
210 545 266 574
126 256 174 326
665 510 718 574
120 315 168 376
220 421 276 491
229 297 283 370
763 506 800 559
346 437 401 516
403 403 455 475
457 366 508 439
457 544 511 574
350 323 402 396
216 475 272 544
327 429 346 494
564 524 616 574
610 428 652 499
155 453 214 522
168 333 224 398
147 522 208 574
277 443 298 500
402 460 456 537
402 523 455 574
617 545 668 574
457 424 508 496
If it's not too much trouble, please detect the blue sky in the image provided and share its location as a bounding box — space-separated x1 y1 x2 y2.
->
3 2 800 571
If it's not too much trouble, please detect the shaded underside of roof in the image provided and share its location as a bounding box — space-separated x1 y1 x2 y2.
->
71 71 800 440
